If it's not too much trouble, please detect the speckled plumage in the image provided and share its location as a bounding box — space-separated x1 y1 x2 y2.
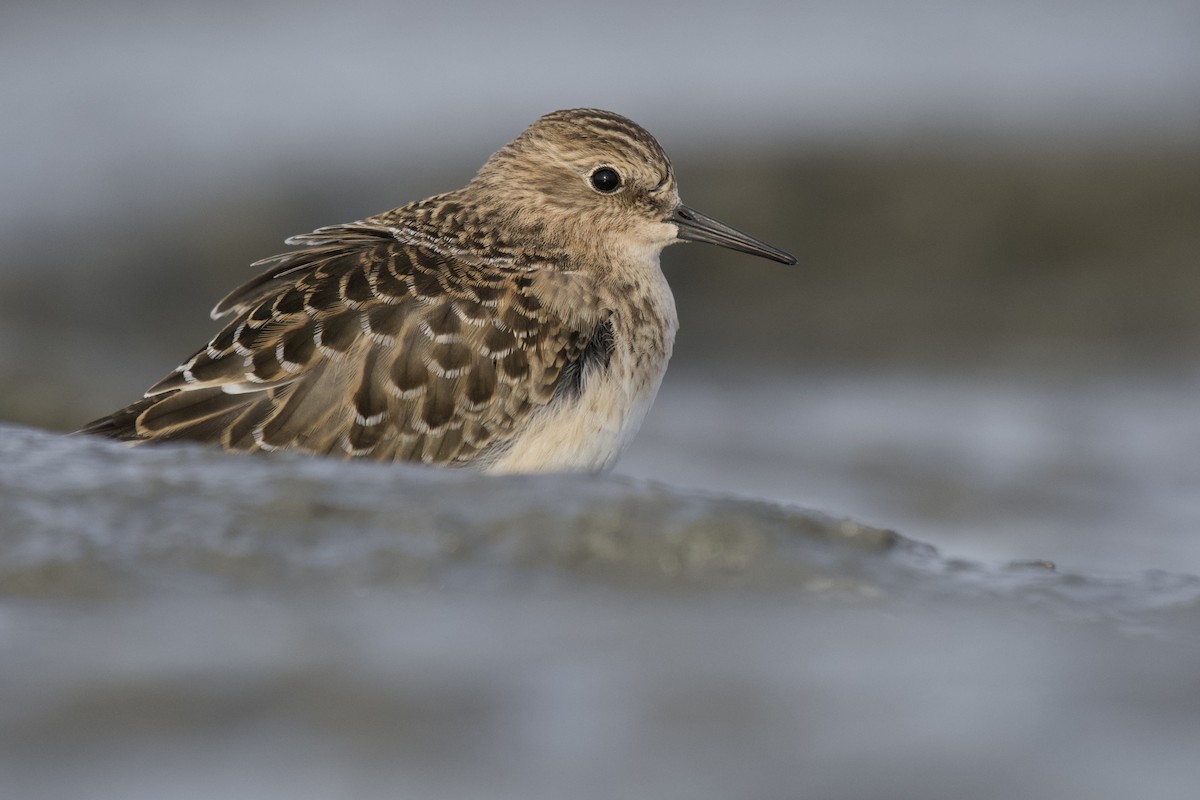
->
79 109 795 472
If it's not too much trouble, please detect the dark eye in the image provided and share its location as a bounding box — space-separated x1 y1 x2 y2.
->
590 167 621 194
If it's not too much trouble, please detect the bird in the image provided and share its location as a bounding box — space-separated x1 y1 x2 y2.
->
78 108 796 472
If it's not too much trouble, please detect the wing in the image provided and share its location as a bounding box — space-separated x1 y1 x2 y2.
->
79 225 610 467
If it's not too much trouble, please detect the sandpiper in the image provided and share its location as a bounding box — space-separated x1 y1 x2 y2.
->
79 109 795 472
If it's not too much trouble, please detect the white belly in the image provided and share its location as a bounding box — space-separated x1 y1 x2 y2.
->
484 348 670 474
486 250 678 474
490 299 676 471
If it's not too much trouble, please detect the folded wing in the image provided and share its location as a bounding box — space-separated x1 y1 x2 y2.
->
80 226 608 467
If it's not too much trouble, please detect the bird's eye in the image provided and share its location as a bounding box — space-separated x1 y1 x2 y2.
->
589 167 622 194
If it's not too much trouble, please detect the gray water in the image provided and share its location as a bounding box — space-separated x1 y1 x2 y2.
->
3 1 1200 794
4 0 1198 231
2 423 1200 799
625 369 1200 575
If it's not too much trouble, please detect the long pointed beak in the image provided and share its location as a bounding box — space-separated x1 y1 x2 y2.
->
670 205 797 265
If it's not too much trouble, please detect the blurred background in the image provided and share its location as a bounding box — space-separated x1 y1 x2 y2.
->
6 4 1200 800
3 0 1200 571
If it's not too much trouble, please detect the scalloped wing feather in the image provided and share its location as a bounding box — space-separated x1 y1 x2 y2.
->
80 233 609 467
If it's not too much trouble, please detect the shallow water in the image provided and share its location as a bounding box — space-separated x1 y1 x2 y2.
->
2 423 1200 799
625 369 1200 575
3 3 1198 791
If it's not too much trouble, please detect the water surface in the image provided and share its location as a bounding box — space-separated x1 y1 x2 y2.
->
2 424 1199 799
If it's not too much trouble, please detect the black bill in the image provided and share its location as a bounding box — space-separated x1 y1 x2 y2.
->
670 205 797 265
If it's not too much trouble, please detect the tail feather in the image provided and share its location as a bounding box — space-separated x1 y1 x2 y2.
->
76 390 261 446
76 397 159 441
